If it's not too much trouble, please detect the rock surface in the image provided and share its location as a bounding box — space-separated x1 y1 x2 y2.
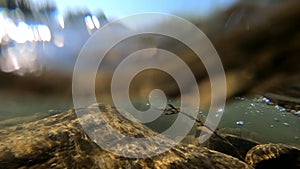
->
202 133 259 160
0 103 252 169
246 143 300 169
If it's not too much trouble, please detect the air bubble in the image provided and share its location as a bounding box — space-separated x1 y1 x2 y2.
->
264 98 271 103
281 112 287 117
279 107 286 112
236 97 246 101
236 121 245 126
282 122 290 127
217 108 224 113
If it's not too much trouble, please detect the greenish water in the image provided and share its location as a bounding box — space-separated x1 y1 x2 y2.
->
0 93 299 147
0 91 72 127
133 97 300 147
219 97 299 147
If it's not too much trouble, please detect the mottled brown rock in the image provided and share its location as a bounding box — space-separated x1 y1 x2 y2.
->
0 103 252 169
245 143 300 169
203 133 259 160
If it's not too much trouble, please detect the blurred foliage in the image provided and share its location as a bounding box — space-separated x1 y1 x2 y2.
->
0 0 105 23
0 0 57 20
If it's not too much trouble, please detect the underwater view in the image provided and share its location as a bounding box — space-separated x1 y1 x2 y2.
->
0 0 300 169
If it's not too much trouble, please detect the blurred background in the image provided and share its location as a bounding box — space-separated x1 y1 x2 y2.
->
0 0 299 144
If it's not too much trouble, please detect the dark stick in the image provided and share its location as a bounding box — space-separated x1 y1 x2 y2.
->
164 103 245 160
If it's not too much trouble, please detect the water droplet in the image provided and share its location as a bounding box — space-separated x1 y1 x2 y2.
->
273 117 280 122
235 97 246 101
264 98 271 103
255 97 262 102
250 103 255 107
281 112 287 117
236 121 245 126
217 108 224 113
279 107 286 112
282 122 290 127
198 112 206 118
270 125 274 128
295 136 299 140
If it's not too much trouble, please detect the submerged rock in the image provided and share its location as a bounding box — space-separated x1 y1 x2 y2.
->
245 143 300 169
0 103 252 169
203 133 259 160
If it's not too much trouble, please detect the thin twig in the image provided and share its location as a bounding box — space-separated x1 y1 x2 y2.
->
163 103 245 160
